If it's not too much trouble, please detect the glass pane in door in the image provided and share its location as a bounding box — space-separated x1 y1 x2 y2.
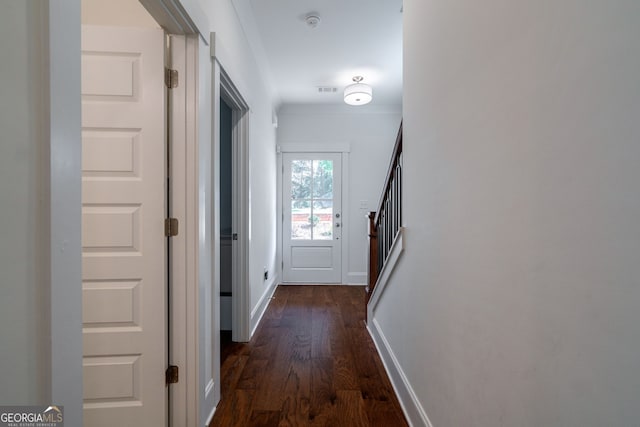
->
312 200 333 240
289 159 335 240
291 160 312 200
291 200 311 240
312 160 333 199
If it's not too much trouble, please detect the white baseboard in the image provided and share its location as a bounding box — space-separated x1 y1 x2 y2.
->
347 271 367 285
250 274 278 337
204 403 216 427
367 227 404 320
367 318 434 427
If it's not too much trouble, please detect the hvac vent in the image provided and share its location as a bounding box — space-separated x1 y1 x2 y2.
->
317 87 338 93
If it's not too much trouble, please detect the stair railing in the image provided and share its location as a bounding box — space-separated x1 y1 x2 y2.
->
367 122 402 304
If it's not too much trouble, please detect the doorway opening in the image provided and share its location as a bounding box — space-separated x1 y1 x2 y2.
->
219 96 234 361
216 67 251 348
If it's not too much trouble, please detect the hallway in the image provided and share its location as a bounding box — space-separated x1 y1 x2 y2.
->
210 285 407 426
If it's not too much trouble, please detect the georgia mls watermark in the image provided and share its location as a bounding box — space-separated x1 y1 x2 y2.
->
0 406 63 427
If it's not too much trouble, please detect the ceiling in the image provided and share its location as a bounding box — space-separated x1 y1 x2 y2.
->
237 0 403 107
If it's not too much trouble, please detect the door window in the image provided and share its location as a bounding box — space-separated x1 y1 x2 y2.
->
290 159 334 240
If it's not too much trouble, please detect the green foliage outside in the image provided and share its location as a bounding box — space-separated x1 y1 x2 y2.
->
291 160 333 210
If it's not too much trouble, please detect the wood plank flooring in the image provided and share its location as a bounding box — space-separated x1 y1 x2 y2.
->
210 285 408 427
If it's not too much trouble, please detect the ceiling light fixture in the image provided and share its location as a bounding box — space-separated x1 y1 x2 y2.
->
344 76 372 106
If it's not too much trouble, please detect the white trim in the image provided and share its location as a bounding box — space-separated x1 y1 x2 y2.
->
341 152 350 284
278 103 402 116
366 227 432 426
234 103 251 342
276 152 283 284
143 3 209 424
168 33 200 427
198 43 216 425
250 276 279 336
367 318 434 427
138 0 210 419
367 227 405 319
140 0 209 43
204 379 215 397
49 2 83 425
204 405 216 427
347 272 367 285
183 33 201 427
278 142 351 153
211 59 223 410
216 64 251 343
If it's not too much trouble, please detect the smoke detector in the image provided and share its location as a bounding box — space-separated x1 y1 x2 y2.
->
305 14 321 28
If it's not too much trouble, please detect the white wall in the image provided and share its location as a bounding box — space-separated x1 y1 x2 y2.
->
371 1 640 426
277 104 402 284
0 1 50 406
0 1 83 425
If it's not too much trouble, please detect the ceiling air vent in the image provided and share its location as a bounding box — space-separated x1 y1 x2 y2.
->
317 87 338 93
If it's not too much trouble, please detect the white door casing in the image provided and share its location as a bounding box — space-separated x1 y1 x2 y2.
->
282 153 342 283
81 25 167 427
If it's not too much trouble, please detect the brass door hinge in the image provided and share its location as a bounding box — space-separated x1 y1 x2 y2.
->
165 68 178 89
165 218 179 237
166 365 179 385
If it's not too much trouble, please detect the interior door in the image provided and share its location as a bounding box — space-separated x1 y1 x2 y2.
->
81 25 167 427
283 153 342 283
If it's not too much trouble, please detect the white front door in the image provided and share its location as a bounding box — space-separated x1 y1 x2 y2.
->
283 153 342 283
81 25 167 427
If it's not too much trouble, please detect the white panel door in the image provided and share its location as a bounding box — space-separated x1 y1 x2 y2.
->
81 25 167 427
283 153 342 283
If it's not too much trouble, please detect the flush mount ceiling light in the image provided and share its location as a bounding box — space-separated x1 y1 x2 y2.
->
344 76 372 106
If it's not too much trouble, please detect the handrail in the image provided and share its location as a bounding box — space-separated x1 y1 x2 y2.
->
374 122 403 226
367 122 403 309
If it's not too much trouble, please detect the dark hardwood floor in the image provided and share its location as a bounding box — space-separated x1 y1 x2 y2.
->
210 285 408 427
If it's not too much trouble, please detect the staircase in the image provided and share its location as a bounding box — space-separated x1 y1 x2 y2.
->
366 122 403 315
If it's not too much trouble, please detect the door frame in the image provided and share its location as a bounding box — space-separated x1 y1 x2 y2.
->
166 33 201 426
212 58 251 343
48 3 83 424
277 143 351 285
136 5 206 424
91 3 219 424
